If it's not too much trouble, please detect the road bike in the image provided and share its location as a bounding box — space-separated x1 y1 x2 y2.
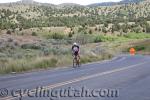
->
73 55 80 68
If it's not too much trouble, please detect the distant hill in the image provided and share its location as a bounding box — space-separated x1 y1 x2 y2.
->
120 0 145 4
0 0 82 8
17 0 53 5
21 0 34 4
0 0 55 7
58 3 82 7
57 3 84 8
88 0 145 7
0 0 146 7
87 2 117 7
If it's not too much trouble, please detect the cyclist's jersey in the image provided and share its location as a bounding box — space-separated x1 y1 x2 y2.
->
73 46 79 52
72 45 79 54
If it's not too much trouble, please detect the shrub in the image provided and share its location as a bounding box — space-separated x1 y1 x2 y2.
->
95 27 98 31
94 36 103 43
6 30 11 35
21 44 41 50
124 33 150 39
94 35 117 43
102 27 107 33
32 32 37 36
73 33 89 44
51 33 65 39
134 46 145 51
68 32 73 37
89 29 92 34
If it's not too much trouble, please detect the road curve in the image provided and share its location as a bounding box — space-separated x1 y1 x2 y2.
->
0 55 150 100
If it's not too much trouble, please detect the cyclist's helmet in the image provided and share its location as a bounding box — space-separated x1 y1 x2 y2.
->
73 42 77 46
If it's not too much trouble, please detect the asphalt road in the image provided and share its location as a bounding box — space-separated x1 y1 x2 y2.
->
0 55 150 100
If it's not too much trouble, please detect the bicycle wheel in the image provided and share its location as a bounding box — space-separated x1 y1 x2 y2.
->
73 58 76 68
77 57 80 67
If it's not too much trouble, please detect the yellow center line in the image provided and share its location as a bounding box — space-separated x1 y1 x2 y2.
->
3 62 148 100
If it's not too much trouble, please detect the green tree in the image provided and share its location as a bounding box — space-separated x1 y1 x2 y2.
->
102 27 107 33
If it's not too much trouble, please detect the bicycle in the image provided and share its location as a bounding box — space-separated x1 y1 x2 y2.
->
73 55 80 68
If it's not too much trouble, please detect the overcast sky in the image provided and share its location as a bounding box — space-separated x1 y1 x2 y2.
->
0 0 122 5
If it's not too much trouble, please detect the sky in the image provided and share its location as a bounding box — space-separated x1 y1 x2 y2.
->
0 0 122 5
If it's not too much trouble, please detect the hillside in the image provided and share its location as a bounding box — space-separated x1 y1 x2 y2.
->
0 0 150 34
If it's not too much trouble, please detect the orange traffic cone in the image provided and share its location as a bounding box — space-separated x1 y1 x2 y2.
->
130 48 136 56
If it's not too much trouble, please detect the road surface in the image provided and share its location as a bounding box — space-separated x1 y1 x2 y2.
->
0 55 150 100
